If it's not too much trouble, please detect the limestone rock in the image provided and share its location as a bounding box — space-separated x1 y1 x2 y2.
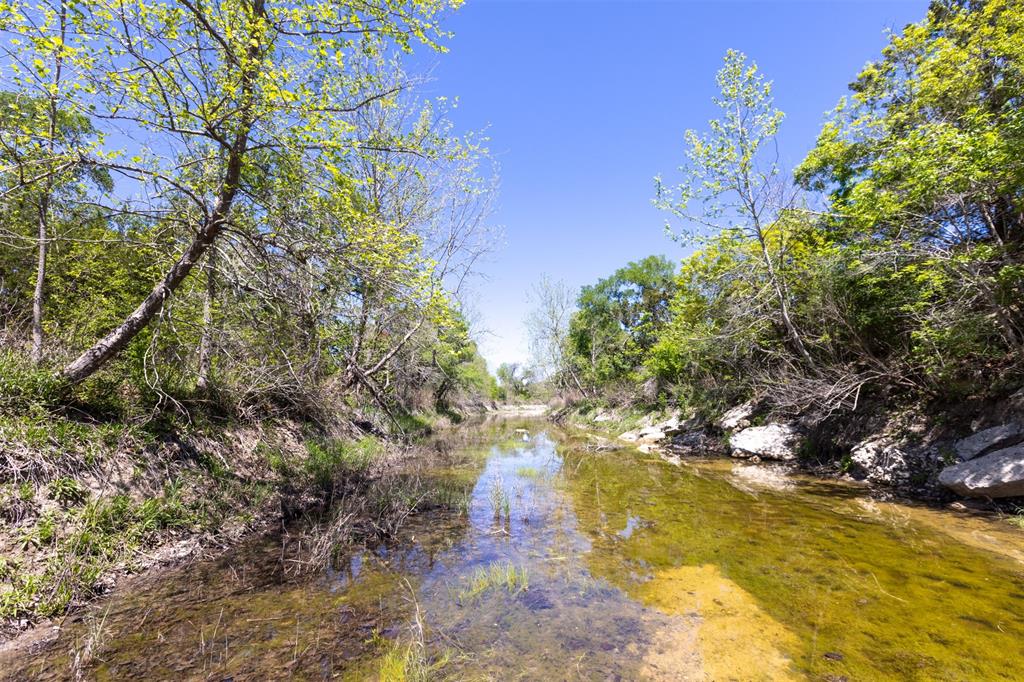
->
849 438 912 486
955 422 1024 461
719 402 755 431
938 445 1024 498
729 424 800 461
620 414 688 446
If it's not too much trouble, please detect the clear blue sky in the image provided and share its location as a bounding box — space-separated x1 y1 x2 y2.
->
419 0 929 371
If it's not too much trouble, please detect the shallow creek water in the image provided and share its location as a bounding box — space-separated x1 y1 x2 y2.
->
7 418 1024 680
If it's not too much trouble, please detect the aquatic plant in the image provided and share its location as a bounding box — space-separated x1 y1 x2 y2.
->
379 581 451 681
429 480 472 515
458 561 529 603
489 475 511 520
378 641 451 682
69 605 111 681
515 466 544 480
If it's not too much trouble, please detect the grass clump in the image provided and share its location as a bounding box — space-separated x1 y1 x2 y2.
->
457 561 529 603
378 641 451 682
427 479 472 515
48 477 89 506
304 436 380 490
488 475 510 520
515 466 544 480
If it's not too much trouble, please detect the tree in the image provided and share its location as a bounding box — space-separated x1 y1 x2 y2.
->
796 0 1024 351
2 0 460 384
567 255 676 386
0 0 110 364
0 91 107 362
524 275 576 385
655 50 814 367
495 362 533 400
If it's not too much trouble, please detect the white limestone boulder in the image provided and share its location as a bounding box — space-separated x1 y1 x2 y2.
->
729 424 801 461
954 422 1024 461
938 445 1024 498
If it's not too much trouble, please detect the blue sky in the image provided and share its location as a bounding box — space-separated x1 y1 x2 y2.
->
419 0 929 370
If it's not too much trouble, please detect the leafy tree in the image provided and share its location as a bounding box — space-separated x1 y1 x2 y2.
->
3 0 460 384
656 50 814 366
495 362 533 401
797 0 1024 370
797 0 1023 246
567 255 676 387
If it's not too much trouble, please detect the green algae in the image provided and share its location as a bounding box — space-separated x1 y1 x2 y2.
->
561 449 1024 680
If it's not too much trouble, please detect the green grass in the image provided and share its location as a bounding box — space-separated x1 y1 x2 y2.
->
48 476 89 506
1 481 198 619
304 436 380 489
428 479 473 515
457 561 529 603
488 476 510 520
378 641 451 682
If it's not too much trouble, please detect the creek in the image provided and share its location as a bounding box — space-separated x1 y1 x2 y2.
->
8 418 1024 680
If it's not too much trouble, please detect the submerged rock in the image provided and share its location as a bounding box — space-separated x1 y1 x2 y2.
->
619 413 689 447
938 444 1024 498
955 422 1024 461
667 429 726 457
731 464 794 491
729 424 800 461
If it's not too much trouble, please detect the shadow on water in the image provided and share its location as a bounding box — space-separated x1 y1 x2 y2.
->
7 418 1024 680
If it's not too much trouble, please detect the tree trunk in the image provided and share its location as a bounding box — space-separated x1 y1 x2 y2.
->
756 230 815 368
32 1 64 365
61 139 247 384
30 197 48 365
196 248 217 390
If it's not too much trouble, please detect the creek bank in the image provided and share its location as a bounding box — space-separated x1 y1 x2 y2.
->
0 404 481 646
566 390 1024 510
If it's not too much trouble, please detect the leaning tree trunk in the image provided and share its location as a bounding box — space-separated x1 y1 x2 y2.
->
61 139 247 384
61 0 267 386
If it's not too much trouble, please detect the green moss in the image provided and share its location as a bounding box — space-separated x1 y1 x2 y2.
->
565 449 1024 680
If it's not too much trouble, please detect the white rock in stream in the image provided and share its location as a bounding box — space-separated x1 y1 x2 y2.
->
938 444 1024 498
729 424 800 461
619 414 686 446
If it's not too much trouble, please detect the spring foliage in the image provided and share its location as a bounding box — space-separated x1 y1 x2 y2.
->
564 1 1023 413
0 0 497 422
